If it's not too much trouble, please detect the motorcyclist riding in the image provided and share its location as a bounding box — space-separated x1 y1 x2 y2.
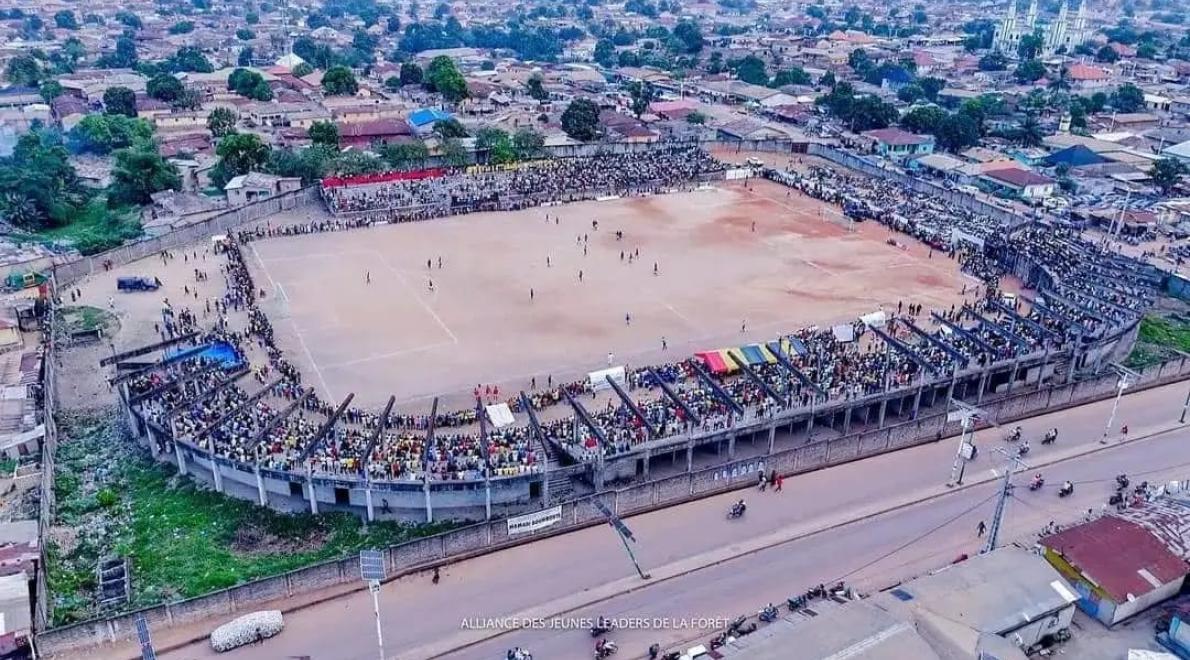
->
1009 426 1022 442
1059 481 1074 497
1030 473 1044 489
1017 440 1030 457
1043 428 1058 444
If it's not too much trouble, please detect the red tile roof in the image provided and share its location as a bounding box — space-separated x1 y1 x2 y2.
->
1042 516 1190 602
1068 63 1110 81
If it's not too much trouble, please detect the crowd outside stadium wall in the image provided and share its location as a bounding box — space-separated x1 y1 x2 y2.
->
36 349 1190 657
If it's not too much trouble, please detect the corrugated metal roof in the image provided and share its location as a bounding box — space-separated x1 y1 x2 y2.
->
1041 516 1190 603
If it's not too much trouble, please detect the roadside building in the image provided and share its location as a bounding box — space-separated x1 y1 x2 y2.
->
1041 515 1190 626
862 128 935 162
223 172 302 207
981 167 1057 200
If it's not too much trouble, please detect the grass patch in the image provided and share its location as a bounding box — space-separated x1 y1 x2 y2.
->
17 199 143 256
59 306 116 335
1125 314 1190 369
48 413 455 626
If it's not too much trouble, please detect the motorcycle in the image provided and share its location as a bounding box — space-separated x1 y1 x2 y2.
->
1042 429 1058 445
648 643 660 660
759 605 779 623
727 615 747 633
661 653 681 660
787 595 807 611
709 632 732 650
589 620 613 637
727 503 746 519
1058 482 1074 498
1016 442 1031 457
1116 474 1130 490
1029 477 1045 491
594 641 618 659
1005 427 1022 443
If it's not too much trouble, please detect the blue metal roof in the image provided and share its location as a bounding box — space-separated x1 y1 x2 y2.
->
407 108 452 127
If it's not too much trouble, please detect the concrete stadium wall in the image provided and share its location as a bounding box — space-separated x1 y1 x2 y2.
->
38 355 1190 657
51 187 320 286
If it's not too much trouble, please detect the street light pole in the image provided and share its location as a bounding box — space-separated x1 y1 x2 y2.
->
1100 364 1138 444
1181 384 1190 424
947 398 985 487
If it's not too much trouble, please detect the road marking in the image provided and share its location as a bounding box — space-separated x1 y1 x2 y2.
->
367 249 460 345
320 341 456 370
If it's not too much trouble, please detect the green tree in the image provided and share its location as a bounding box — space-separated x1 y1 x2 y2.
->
236 28 256 41
1017 30 1044 59
1014 59 1047 84
207 107 238 137
322 66 359 95
384 76 402 92
377 140 429 169
561 98 601 141
425 56 468 102
169 21 195 35
594 38 615 67
513 128 544 160
900 105 946 134
109 146 181 205
39 81 63 103
68 114 154 154
400 62 423 86
292 62 314 77
238 47 255 67
526 74 549 101
103 86 138 117
935 112 981 152
626 81 657 117
476 127 517 164
440 137 468 167
333 150 385 176
847 48 872 76
246 11 260 24
431 117 468 139
734 54 767 85
671 20 704 54
1111 83 1145 112
1015 112 1044 147
212 133 270 187
771 67 811 87
147 74 185 103
1151 157 1187 195
0 130 90 230
5 55 44 88
978 52 1007 71
686 110 706 124
228 68 273 101
54 10 78 30
115 10 142 29
170 46 214 73
1095 45 1120 62
308 120 340 148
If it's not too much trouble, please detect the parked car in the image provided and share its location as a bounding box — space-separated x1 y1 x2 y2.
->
117 277 160 292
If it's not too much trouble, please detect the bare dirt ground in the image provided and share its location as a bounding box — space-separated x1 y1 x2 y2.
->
241 179 976 410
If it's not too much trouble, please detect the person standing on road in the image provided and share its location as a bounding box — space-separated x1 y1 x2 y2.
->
977 520 986 537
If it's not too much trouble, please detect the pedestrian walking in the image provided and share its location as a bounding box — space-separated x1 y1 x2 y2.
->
741 320 747 333
625 312 631 326
530 288 534 301
661 336 667 351
546 256 551 267
977 520 986 537
607 352 614 366
653 262 658 276
578 270 583 282
775 474 783 491
366 271 371 284
758 471 767 492
438 256 443 269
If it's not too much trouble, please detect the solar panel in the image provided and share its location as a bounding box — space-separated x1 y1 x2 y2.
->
360 549 386 582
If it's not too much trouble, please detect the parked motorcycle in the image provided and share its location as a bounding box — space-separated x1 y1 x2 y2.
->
759 605 779 623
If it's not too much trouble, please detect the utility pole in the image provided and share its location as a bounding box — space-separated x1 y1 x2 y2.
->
947 398 984 487
983 447 1029 555
1100 363 1139 444
591 498 650 580
1182 383 1190 424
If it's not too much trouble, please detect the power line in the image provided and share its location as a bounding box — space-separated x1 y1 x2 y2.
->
833 492 999 583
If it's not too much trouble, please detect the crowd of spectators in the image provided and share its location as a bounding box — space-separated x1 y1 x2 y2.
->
127 148 1163 485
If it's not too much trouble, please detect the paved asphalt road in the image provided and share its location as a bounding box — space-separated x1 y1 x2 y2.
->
107 380 1190 660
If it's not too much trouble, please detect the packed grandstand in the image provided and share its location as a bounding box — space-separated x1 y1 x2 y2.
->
121 145 1162 485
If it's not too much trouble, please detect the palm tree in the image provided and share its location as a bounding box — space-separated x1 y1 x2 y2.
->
1048 67 1071 92
1017 113 1044 147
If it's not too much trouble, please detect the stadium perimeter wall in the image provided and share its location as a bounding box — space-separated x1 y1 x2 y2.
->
35 354 1190 656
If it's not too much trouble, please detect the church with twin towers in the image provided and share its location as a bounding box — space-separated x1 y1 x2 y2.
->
993 0 1091 56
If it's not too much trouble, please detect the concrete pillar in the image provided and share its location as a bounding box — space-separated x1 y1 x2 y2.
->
1007 361 1020 393
174 443 188 475
806 406 815 439
727 432 736 459
911 385 923 418
593 464 605 490
255 467 267 507
976 369 990 404
365 486 374 522
767 425 776 454
877 398 888 429
542 468 551 505
642 447 651 477
685 439 694 473
423 477 433 523
307 474 319 515
211 460 224 493
485 478 492 521
842 405 853 435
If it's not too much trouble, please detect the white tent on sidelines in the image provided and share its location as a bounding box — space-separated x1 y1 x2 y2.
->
588 366 626 392
485 403 515 428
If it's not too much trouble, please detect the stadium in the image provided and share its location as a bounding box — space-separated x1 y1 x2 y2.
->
81 141 1161 522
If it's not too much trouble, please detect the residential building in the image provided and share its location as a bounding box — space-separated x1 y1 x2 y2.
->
981 167 1058 199
862 128 936 162
223 171 302 207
